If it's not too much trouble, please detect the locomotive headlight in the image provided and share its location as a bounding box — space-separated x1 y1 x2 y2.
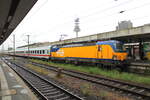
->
113 55 117 60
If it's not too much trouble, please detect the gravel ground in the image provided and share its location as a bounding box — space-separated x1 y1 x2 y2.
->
24 62 135 100
10 57 138 100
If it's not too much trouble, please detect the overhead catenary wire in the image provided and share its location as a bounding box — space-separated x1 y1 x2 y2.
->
10 0 137 35
5 0 150 47
46 0 150 34
79 0 134 20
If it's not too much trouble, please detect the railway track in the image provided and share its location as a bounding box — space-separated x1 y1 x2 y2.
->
12 57 150 100
2 58 84 100
129 63 150 76
129 66 150 76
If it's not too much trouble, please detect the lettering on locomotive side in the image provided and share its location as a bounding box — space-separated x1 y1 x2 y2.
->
56 49 64 56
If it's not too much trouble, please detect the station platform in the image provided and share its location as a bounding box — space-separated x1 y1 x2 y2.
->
0 59 38 100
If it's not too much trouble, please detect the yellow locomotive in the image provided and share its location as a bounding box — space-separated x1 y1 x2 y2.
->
50 40 128 70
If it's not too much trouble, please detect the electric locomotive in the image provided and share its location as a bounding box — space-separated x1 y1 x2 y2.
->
50 40 128 70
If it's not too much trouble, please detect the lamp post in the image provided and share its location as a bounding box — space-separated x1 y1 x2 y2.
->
59 34 67 41
27 35 30 58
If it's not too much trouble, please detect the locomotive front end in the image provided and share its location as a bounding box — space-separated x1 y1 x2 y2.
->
112 41 129 71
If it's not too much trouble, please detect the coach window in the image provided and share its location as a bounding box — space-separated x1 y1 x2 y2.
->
42 50 44 54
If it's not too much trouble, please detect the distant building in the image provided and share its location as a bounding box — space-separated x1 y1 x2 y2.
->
116 20 133 30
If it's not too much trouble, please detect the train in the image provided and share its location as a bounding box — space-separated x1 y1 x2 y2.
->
143 42 150 60
7 40 128 71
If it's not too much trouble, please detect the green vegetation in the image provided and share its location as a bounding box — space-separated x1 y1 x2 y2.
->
26 64 49 75
80 84 92 96
30 59 150 85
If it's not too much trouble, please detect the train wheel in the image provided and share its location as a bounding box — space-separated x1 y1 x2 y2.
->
101 64 105 69
123 64 129 72
119 65 128 72
74 61 79 65
65 60 69 64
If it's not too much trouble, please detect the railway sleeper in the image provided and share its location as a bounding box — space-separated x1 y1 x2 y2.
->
129 87 136 91
44 91 60 96
47 93 65 99
41 88 57 92
37 87 55 91
55 96 70 100
41 88 57 93
29 81 49 86
31 82 47 85
40 85 52 88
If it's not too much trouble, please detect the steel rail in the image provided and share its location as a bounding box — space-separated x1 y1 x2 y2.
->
23 59 150 100
3 58 84 100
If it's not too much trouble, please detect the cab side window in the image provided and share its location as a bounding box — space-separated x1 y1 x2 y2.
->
98 46 102 51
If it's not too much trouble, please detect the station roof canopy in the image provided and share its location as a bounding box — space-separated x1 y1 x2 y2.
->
0 0 37 45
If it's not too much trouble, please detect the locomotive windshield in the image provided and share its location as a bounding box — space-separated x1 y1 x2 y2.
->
115 43 126 52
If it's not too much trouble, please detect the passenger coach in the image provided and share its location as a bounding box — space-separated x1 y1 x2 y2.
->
9 46 51 59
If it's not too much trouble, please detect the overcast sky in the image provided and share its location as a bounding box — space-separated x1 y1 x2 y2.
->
2 0 150 49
